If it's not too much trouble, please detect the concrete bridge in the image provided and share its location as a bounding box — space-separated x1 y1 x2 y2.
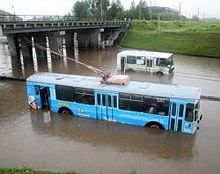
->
0 15 130 59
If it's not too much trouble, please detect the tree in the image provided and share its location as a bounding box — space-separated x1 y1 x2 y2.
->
90 0 110 20
128 1 138 19
127 0 149 20
108 0 123 20
138 0 150 20
72 0 93 20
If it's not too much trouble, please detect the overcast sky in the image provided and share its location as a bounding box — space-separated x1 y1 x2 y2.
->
1 0 220 19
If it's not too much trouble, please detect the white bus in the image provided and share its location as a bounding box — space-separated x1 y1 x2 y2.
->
117 50 175 75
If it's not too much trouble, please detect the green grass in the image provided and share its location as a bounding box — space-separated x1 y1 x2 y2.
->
121 20 220 57
0 168 80 174
0 168 138 174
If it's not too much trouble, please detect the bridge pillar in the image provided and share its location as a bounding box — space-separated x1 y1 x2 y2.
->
34 36 47 58
0 26 3 37
20 36 32 60
90 29 101 48
48 34 59 59
78 31 90 49
65 36 74 57
6 34 20 58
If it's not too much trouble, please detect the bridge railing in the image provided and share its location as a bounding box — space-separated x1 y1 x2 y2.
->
0 15 77 23
0 15 130 23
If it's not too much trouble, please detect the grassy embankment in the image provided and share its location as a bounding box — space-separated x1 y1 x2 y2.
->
0 168 138 174
120 20 220 57
0 168 80 174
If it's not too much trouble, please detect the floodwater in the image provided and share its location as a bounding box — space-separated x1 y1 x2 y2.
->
0 43 220 174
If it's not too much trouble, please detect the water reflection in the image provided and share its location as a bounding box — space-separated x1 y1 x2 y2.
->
2 42 220 98
1 43 220 85
30 110 197 160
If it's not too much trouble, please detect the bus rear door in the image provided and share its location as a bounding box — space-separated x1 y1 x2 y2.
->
169 101 185 132
96 91 118 121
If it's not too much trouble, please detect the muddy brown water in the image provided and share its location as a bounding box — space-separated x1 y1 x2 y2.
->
0 44 220 174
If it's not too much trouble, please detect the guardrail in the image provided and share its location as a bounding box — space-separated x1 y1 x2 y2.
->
0 15 130 23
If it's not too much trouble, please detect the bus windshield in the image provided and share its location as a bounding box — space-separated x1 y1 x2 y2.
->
168 56 174 66
156 57 173 67
185 104 194 122
194 102 200 121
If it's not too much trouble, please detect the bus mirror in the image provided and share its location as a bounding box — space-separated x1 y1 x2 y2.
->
197 120 200 124
200 114 203 121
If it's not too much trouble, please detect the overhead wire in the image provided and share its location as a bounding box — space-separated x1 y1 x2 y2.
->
24 38 111 83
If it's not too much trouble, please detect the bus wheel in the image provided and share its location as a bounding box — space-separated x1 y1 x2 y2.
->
145 122 164 130
59 108 73 115
156 71 164 76
150 124 160 129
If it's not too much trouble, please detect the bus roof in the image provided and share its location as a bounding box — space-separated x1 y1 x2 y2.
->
117 50 173 59
27 72 201 100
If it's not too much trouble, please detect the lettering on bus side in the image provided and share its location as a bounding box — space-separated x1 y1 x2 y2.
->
119 92 170 116
120 114 164 124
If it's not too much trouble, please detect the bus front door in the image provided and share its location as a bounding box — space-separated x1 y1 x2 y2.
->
169 102 184 132
34 85 51 110
121 57 126 73
96 92 118 121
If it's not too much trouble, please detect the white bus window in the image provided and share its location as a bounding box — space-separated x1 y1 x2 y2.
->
127 56 136 64
136 56 145 65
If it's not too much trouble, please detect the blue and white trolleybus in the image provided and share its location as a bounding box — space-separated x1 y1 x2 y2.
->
26 72 202 134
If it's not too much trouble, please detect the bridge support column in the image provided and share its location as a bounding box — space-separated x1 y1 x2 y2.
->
0 26 3 37
90 29 101 48
48 34 59 59
65 36 74 57
6 34 20 58
73 33 79 56
20 36 32 60
34 36 47 58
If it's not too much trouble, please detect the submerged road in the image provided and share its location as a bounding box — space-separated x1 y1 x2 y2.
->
0 44 220 174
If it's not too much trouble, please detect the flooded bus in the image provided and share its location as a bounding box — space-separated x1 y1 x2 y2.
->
26 72 202 134
117 50 174 75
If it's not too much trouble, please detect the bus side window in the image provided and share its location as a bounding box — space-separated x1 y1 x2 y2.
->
97 94 101 105
113 96 117 108
137 56 145 65
108 95 112 107
55 85 75 102
127 56 136 64
179 104 184 117
102 94 106 106
185 104 194 122
143 97 169 115
172 103 176 116
75 88 95 105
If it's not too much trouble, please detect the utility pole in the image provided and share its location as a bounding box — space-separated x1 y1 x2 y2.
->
149 1 152 20
139 2 141 20
100 0 103 21
12 5 16 21
179 2 182 20
157 15 160 31
197 8 200 20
